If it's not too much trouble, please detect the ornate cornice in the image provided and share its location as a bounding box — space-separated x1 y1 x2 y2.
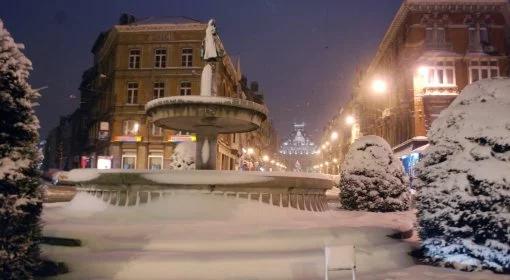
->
115 23 206 32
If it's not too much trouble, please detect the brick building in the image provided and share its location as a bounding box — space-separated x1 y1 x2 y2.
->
320 0 510 174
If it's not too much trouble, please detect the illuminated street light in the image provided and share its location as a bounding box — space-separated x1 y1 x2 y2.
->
345 115 355 125
247 147 255 155
330 131 338 141
270 160 275 164
418 66 429 76
332 158 338 163
372 79 387 94
262 155 270 162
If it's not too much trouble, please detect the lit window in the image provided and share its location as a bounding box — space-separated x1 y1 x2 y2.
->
128 49 141 69
181 48 193 67
424 60 456 86
148 151 163 170
180 81 192 96
469 59 499 83
127 82 138 104
468 24 490 50
154 48 167 68
153 82 165 99
123 120 140 136
151 123 162 136
122 150 137 169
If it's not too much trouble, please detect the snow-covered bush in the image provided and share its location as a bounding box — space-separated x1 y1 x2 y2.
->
339 135 410 212
169 142 196 170
0 19 43 278
415 79 510 273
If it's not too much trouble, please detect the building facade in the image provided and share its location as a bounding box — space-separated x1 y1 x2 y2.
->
319 0 510 174
45 15 275 171
279 123 318 172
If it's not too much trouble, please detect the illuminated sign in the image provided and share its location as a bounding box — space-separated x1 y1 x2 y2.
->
97 156 112 170
169 134 196 143
114 136 142 142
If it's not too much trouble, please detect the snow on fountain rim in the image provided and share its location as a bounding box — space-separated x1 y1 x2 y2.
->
145 96 269 115
61 169 337 186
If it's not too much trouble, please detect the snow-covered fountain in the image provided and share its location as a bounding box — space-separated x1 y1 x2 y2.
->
61 19 335 212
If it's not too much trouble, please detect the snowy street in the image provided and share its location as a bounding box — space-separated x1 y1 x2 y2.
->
40 194 506 280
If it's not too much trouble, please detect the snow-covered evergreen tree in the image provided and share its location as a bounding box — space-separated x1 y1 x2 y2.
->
339 135 410 212
0 19 43 278
415 79 510 273
169 142 195 170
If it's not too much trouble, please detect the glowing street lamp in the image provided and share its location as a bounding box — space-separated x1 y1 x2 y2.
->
345 115 355 125
372 79 387 94
330 131 339 141
247 147 255 155
262 155 270 162
418 66 429 77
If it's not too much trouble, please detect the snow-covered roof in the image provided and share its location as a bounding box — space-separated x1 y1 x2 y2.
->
128 16 203 25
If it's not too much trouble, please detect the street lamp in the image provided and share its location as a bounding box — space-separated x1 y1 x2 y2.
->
345 115 355 125
262 155 270 162
247 147 255 155
371 79 387 94
330 131 338 141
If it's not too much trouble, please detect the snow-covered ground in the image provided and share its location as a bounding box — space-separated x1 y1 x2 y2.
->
41 193 506 279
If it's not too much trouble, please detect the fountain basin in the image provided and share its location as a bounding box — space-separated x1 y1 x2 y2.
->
145 96 268 134
59 169 336 212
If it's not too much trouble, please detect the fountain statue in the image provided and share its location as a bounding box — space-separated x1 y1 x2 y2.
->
145 19 268 170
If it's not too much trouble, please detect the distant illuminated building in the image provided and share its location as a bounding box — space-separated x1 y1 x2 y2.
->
279 123 318 171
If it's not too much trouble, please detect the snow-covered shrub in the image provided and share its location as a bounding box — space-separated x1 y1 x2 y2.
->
339 135 410 212
169 142 196 170
0 19 43 278
415 79 510 273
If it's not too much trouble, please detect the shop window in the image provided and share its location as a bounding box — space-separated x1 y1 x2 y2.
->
148 151 163 170
122 152 137 169
469 59 499 83
128 49 141 69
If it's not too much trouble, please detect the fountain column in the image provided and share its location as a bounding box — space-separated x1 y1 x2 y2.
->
195 133 218 170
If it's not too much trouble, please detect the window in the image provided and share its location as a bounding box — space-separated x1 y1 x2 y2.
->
181 48 193 67
479 26 489 44
151 123 162 136
123 120 140 136
154 48 167 68
128 49 141 69
122 151 137 170
180 81 192 96
425 60 455 87
425 25 447 49
469 60 499 83
148 151 163 170
127 82 138 104
153 82 165 99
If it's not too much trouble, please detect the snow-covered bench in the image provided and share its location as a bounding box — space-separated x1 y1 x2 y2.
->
324 245 356 280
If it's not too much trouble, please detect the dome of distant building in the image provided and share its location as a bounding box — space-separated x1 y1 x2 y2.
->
279 123 317 156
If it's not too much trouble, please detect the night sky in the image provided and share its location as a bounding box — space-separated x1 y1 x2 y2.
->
1 0 402 141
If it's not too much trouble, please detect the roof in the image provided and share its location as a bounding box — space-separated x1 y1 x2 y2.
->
128 16 203 26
